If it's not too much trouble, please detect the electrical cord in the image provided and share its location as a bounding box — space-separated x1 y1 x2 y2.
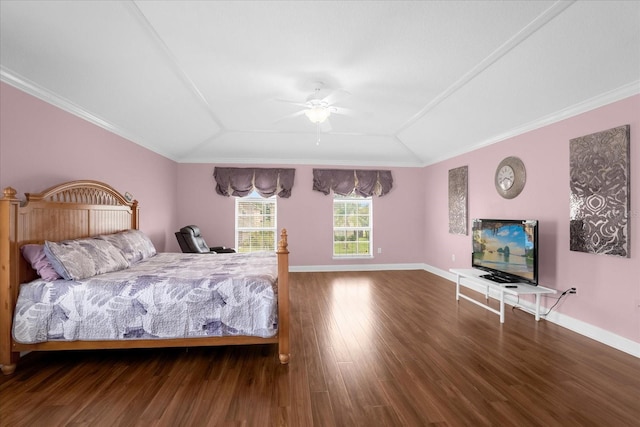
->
511 287 576 317
540 288 575 316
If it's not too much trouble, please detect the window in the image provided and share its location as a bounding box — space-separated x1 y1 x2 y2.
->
333 195 372 257
235 192 277 252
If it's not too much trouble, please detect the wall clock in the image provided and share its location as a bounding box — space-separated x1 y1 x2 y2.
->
495 156 526 199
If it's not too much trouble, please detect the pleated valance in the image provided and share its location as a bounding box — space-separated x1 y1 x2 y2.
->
213 167 296 198
312 169 393 197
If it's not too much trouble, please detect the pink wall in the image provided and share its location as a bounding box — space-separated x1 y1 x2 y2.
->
175 163 426 266
2 81 637 346
0 82 178 250
425 95 639 343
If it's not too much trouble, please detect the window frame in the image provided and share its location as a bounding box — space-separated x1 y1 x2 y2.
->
332 194 373 258
234 192 277 253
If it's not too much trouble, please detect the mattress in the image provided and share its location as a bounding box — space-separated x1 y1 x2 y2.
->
13 251 278 343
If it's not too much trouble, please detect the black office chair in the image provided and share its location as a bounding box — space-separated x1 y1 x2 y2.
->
175 225 235 254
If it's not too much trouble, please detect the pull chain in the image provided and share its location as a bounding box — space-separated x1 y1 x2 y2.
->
316 122 320 146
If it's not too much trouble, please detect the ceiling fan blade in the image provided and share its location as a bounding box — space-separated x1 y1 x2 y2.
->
273 110 306 123
331 106 358 116
322 88 351 106
274 99 308 108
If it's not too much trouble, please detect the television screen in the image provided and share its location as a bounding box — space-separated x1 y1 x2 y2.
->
472 219 538 285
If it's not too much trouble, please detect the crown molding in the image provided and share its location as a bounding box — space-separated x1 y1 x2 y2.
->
0 67 176 161
1 67 117 132
479 80 640 148
397 0 576 134
423 80 640 167
3 66 637 169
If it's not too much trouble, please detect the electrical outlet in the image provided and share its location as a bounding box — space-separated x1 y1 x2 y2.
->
570 287 577 294
377 247 382 254
452 254 456 261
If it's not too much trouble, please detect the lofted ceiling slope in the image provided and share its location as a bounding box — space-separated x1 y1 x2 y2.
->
1 1 639 167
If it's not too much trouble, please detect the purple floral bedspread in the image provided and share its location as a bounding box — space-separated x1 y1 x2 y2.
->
13 252 278 343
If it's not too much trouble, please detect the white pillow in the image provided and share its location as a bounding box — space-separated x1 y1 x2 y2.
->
98 229 157 264
44 238 129 280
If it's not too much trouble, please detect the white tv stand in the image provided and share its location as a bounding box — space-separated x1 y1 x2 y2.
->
450 268 557 323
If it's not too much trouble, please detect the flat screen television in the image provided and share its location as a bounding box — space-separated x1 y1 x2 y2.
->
471 219 539 285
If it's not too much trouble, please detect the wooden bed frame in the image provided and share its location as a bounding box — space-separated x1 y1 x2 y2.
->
0 180 290 375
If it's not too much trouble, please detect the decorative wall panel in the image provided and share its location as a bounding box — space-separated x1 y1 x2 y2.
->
570 124 630 257
448 166 468 235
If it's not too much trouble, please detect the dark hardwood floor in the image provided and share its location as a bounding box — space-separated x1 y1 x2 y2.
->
1 270 639 426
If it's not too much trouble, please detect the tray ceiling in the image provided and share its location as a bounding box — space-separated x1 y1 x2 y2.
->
1 1 638 166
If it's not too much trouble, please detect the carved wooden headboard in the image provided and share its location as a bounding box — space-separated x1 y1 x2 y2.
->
0 180 138 359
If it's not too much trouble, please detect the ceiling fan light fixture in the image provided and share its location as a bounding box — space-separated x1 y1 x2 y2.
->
304 106 330 123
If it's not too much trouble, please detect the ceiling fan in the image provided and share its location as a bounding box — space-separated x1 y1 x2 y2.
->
276 82 354 132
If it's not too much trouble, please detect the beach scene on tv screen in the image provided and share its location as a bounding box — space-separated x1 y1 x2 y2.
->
473 223 535 279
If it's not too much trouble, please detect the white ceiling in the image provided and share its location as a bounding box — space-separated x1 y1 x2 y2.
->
1 1 639 167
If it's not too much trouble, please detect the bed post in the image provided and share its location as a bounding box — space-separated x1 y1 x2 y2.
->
0 187 20 374
131 199 139 230
276 228 290 364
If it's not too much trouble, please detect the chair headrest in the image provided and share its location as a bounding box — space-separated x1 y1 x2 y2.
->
180 225 201 236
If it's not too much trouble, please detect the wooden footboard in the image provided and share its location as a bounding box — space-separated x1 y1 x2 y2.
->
0 180 290 375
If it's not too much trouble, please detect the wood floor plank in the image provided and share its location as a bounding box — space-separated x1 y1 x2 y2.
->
315 346 359 427
1 270 639 426
286 291 314 427
301 314 327 393
309 391 337 427
363 404 404 427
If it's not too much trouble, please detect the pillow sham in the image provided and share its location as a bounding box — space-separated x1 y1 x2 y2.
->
98 229 156 264
44 238 129 280
20 244 62 281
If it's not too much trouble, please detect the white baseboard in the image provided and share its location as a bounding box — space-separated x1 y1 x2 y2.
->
290 263 426 272
541 309 640 358
289 263 639 358
427 265 640 358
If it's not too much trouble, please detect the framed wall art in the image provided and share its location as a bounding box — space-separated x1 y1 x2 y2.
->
569 124 630 257
448 165 468 235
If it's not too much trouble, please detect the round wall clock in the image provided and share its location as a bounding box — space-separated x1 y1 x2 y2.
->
495 156 526 199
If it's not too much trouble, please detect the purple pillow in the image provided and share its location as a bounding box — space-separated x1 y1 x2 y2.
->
20 244 62 281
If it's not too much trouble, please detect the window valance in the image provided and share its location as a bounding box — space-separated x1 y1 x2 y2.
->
312 169 393 197
213 167 296 198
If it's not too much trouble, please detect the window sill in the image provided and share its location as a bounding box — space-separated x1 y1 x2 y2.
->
332 255 374 260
